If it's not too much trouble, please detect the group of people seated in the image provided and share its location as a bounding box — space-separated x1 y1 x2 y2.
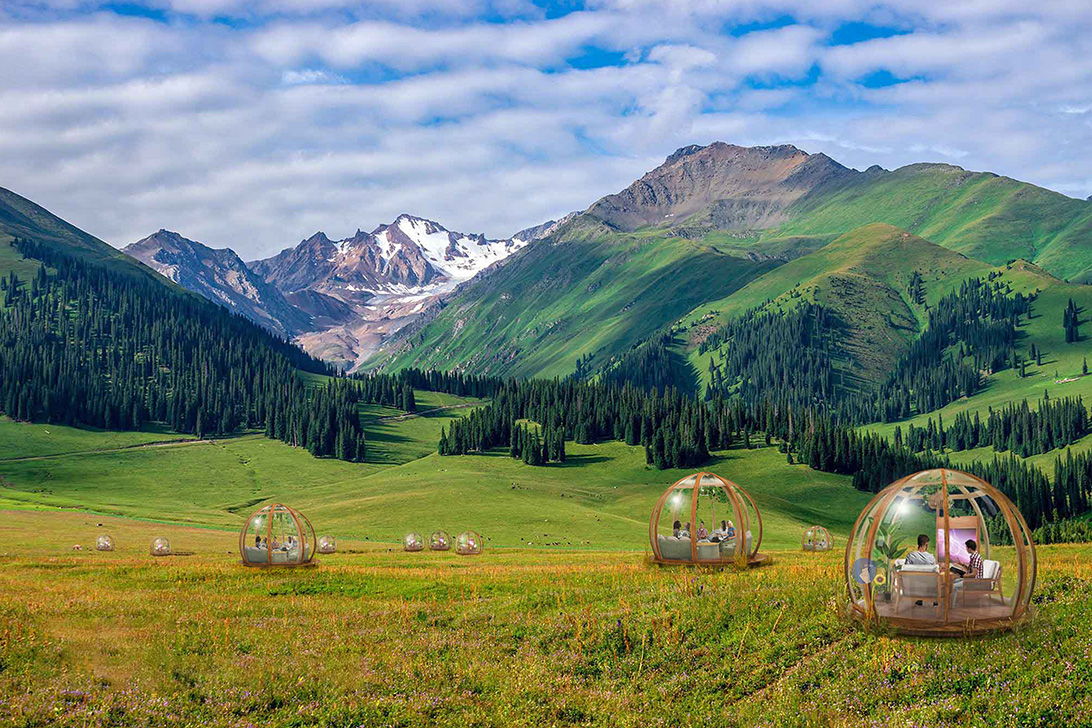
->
254 534 298 552
672 519 736 542
899 533 984 607
904 533 984 578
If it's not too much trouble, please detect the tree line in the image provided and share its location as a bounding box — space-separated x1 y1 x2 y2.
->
0 238 487 462
894 394 1089 458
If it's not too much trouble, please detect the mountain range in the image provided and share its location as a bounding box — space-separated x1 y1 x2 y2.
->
125 214 548 369
378 142 1091 380
4 140 1090 385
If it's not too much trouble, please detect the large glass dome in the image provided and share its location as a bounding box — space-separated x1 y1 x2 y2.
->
96 534 115 552
455 531 483 556
649 472 767 567
802 525 831 552
239 503 316 567
845 468 1036 636
430 531 451 551
403 532 424 552
150 537 171 556
317 535 337 554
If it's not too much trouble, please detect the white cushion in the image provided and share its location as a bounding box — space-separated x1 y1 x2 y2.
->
981 559 1000 580
899 563 940 573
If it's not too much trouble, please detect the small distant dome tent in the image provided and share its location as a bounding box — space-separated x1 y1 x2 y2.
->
96 534 115 552
845 468 1036 636
150 537 172 556
455 531 483 556
650 472 767 567
803 525 831 552
430 531 451 551
403 532 424 552
317 535 337 554
239 503 316 567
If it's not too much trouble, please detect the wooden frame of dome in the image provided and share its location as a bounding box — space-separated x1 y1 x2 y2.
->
845 468 1036 636
238 503 317 568
802 525 831 552
649 471 768 567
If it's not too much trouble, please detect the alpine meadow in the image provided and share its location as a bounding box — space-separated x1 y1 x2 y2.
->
1 3 1091 727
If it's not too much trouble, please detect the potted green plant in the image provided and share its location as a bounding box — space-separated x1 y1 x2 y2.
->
873 522 908 602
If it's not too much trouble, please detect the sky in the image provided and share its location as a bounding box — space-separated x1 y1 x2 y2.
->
1 1 1090 259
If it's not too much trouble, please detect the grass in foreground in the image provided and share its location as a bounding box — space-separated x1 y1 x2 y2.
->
0 510 1089 727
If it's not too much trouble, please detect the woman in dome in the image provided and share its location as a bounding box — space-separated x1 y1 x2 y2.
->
696 521 709 540
672 520 682 538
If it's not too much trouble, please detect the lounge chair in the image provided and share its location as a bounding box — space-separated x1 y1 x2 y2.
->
952 559 1003 606
893 558 943 618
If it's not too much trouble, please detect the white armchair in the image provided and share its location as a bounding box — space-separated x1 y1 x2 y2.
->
953 559 1003 606
893 558 943 617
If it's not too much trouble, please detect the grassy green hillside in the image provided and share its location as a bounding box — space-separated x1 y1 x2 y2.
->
0 410 866 550
0 186 165 282
863 264 1092 440
378 216 778 378
763 163 1092 283
681 223 994 388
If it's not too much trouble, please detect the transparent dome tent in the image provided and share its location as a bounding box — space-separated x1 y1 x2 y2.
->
845 468 1036 636
403 532 424 552
455 531 483 556
649 472 767 567
802 525 831 552
430 531 451 551
96 534 115 552
239 503 316 567
317 535 337 554
150 537 172 556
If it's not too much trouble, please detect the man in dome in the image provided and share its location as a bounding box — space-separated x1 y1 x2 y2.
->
905 534 936 566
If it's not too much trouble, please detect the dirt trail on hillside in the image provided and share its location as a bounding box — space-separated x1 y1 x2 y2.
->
0 437 236 463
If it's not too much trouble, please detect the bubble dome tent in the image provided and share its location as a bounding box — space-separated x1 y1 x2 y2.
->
96 534 115 552
239 503 316 567
317 535 337 554
430 530 451 551
649 472 767 567
845 468 1036 636
802 525 831 552
455 531 483 556
403 532 424 552
150 537 172 556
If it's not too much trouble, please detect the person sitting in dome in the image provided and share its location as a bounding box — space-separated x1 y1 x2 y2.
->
672 520 682 538
709 520 729 542
725 520 736 539
950 539 982 578
254 534 261 548
696 521 709 541
905 534 936 566
904 534 938 607
678 521 692 539
272 537 281 550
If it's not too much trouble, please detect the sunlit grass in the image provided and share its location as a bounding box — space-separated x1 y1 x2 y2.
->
1 510 1089 727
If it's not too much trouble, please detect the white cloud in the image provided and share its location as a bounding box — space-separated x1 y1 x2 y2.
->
0 1 1088 259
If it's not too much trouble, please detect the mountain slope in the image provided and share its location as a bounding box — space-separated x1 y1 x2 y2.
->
681 223 995 388
0 186 164 283
377 215 778 378
586 142 855 232
765 162 1092 282
381 141 1088 381
124 230 311 338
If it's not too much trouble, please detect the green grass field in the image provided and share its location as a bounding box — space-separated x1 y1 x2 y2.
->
0 510 1089 727
2 390 1091 726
